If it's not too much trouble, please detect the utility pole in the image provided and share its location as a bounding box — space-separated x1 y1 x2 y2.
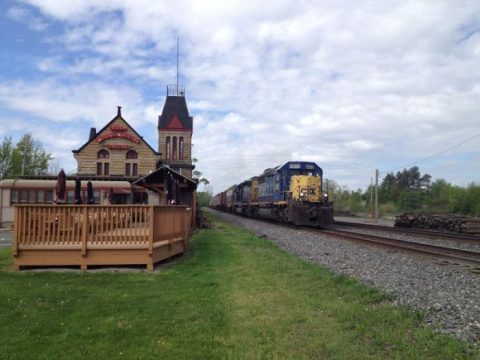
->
370 177 373 218
375 169 379 222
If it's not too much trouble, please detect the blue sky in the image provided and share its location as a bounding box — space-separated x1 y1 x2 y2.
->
1 0 480 193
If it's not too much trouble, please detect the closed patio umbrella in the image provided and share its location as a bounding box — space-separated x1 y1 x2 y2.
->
74 178 82 204
55 169 66 204
87 181 94 204
109 187 114 204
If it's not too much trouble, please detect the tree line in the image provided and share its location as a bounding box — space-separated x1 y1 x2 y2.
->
0 134 53 180
327 166 480 217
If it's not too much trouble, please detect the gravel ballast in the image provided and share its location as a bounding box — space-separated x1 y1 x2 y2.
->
210 210 480 344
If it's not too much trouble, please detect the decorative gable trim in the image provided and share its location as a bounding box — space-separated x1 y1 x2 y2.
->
72 113 160 155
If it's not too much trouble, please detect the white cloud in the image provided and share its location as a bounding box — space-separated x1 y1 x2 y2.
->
3 0 480 192
0 80 151 127
6 5 49 31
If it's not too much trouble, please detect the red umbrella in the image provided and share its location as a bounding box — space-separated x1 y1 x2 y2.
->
56 169 66 204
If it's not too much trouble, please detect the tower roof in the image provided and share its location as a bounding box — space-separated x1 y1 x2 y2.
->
158 95 193 130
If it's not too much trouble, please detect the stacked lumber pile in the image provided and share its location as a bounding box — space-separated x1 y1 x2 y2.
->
395 213 480 235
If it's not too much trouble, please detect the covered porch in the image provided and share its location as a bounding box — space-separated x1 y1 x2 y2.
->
134 166 197 226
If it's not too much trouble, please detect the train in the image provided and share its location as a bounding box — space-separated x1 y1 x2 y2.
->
210 161 334 228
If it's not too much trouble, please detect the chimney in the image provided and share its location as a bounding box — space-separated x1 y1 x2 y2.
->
117 106 122 117
89 127 96 141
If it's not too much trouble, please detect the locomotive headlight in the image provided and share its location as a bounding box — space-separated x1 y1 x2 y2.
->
322 193 329 200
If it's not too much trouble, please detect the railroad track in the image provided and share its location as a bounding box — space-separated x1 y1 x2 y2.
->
333 221 480 242
210 209 480 270
321 228 480 271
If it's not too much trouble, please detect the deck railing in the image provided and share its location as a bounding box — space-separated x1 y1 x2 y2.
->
13 205 191 270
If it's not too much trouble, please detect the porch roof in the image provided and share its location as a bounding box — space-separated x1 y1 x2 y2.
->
133 166 197 191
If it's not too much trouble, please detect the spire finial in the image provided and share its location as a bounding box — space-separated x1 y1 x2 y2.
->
117 106 122 116
176 37 179 96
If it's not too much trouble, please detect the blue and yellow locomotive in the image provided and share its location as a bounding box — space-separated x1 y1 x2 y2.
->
211 161 333 228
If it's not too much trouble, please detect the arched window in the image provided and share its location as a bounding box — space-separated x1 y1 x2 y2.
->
126 150 138 159
97 149 109 159
173 137 177 160
166 137 171 160
179 137 184 160
97 149 110 175
125 150 138 177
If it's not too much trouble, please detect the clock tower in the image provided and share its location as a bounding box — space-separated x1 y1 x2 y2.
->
158 85 194 178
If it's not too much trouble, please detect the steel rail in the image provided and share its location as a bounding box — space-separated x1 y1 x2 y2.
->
333 221 480 242
322 228 480 269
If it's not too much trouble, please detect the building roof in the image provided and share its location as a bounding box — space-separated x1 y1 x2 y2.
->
158 96 193 130
133 166 197 191
72 107 161 155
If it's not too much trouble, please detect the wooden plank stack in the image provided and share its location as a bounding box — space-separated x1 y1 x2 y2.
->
394 213 480 235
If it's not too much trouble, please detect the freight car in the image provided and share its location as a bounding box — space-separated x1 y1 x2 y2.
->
210 161 333 228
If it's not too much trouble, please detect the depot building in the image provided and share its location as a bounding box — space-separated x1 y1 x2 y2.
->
0 86 197 227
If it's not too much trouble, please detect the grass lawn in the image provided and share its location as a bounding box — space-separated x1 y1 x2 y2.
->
0 215 477 359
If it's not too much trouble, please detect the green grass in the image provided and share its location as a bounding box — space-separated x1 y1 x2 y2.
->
0 215 477 359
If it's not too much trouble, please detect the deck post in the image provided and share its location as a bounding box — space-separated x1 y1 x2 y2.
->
182 209 189 248
12 206 18 257
148 206 154 256
81 206 88 257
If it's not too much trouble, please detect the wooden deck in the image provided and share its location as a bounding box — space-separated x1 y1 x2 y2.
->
13 205 191 271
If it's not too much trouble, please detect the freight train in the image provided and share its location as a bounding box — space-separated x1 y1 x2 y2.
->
210 161 334 228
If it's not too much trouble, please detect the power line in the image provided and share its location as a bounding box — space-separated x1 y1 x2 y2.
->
383 131 480 174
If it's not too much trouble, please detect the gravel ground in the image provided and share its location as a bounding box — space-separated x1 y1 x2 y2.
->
210 209 480 344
